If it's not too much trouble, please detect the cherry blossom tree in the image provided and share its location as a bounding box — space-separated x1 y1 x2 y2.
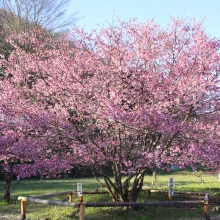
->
0 0 79 65
0 77 73 201
1 18 220 202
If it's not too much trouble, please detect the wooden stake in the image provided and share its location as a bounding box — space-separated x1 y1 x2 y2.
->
204 193 210 220
68 193 73 202
168 189 172 200
79 203 85 220
20 199 26 220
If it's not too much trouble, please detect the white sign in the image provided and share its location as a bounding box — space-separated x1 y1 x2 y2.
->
168 177 174 196
169 177 173 183
77 183 83 197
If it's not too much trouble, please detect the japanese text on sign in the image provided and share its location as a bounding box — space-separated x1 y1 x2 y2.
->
77 183 83 197
168 177 174 196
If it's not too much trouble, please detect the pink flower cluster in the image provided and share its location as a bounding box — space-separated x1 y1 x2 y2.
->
0 18 220 179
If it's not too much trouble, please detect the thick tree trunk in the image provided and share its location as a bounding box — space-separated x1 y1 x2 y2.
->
3 172 12 203
93 165 146 209
129 169 146 210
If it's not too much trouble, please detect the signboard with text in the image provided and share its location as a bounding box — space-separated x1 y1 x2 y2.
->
168 177 174 196
77 183 83 197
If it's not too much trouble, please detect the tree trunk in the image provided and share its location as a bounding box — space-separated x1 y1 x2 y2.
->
129 169 146 210
93 166 146 208
3 172 12 203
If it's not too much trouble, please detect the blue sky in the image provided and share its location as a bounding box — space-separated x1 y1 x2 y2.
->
69 0 220 38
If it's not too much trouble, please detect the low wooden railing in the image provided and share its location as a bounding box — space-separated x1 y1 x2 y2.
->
18 189 210 220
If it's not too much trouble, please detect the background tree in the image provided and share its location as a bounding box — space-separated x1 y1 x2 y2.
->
1 18 220 203
0 0 78 32
0 0 79 59
0 74 73 202
0 0 79 202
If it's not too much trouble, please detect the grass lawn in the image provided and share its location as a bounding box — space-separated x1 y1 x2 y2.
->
0 171 219 220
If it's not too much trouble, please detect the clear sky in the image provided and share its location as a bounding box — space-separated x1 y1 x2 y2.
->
69 0 220 38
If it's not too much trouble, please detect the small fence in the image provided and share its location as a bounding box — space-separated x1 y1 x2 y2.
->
18 188 210 220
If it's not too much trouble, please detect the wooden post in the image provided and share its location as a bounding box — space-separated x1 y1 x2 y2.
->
79 196 83 202
68 193 73 202
204 193 210 220
18 197 27 220
20 199 26 220
168 194 172 200
79 203 85 220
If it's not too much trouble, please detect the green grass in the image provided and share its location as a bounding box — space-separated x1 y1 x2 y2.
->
0 171 220 219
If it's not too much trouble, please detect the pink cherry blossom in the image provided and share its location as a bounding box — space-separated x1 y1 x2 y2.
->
0 18 220 202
